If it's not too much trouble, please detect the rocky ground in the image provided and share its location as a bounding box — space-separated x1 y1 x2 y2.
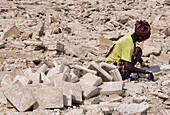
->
0 0 170 115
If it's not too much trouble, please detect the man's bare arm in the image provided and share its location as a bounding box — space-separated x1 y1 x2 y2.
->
124 61 145 73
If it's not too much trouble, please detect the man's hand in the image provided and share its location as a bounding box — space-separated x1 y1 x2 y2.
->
144 70 154 81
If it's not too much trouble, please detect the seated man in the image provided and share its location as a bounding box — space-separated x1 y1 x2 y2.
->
105 20 154 81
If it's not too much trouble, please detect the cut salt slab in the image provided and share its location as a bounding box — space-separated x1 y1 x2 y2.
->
54 81 82 104
79 73 102 86
99 81 123 95
3 81 36 112
81 84 100 99
88 61 114 81
32 86 64 109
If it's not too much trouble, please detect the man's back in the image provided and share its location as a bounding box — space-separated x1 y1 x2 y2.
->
105 34 135 63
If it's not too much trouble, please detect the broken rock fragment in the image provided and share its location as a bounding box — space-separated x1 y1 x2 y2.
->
116 103 150 115
4 25 21 38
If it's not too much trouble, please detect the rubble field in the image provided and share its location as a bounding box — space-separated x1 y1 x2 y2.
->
0 0 170 115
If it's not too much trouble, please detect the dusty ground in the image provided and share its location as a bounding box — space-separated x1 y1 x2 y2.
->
0 0 170 114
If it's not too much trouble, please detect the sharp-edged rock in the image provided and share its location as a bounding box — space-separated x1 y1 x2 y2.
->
99 81 123 95
79 73 102 86
3 81 36 112
88 61 114 81
116 103 150 115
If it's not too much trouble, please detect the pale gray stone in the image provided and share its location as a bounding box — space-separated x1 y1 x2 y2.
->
117 16 129 24
81 102 120 114
99 94 122 103
70 70 79 83
54 81 82 104
88 61 114 81
49 72 68 82
27 72 41 85
162 80 170 86
79 73 102 86
84 97 100 105
161 64 170 71
62 67 72 82
31 86 64 109
100 62 117 71
99 81 123 95
35 64 48 74
73 64 97 75
0 91 7 104
6 111 27 115
53 81 73 106
68 83 82 104
23 68 34 76
124 82 143 95
47 65 65 78
23 40 43 46
133 95 149 103
152 14 162 25
81 84 99 99
63 91 72 107
40 72 53 86
102 31 120 40
0 0 170 114
64 108 84 115
86 109 104 115
46 44 58 51
142 40 162 57
152 92 169 99
12 75 29 86
1 69 24 87
63 66 71 75
27 110 56 115
56 42 65 52
3 81 36 112
109 69 122 81
161 109 170 115
116 103 150 115
0 42 5 49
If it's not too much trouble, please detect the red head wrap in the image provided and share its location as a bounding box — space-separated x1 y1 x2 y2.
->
135 20 151 37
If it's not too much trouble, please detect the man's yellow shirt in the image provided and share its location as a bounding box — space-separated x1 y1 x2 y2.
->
105 34 135 63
